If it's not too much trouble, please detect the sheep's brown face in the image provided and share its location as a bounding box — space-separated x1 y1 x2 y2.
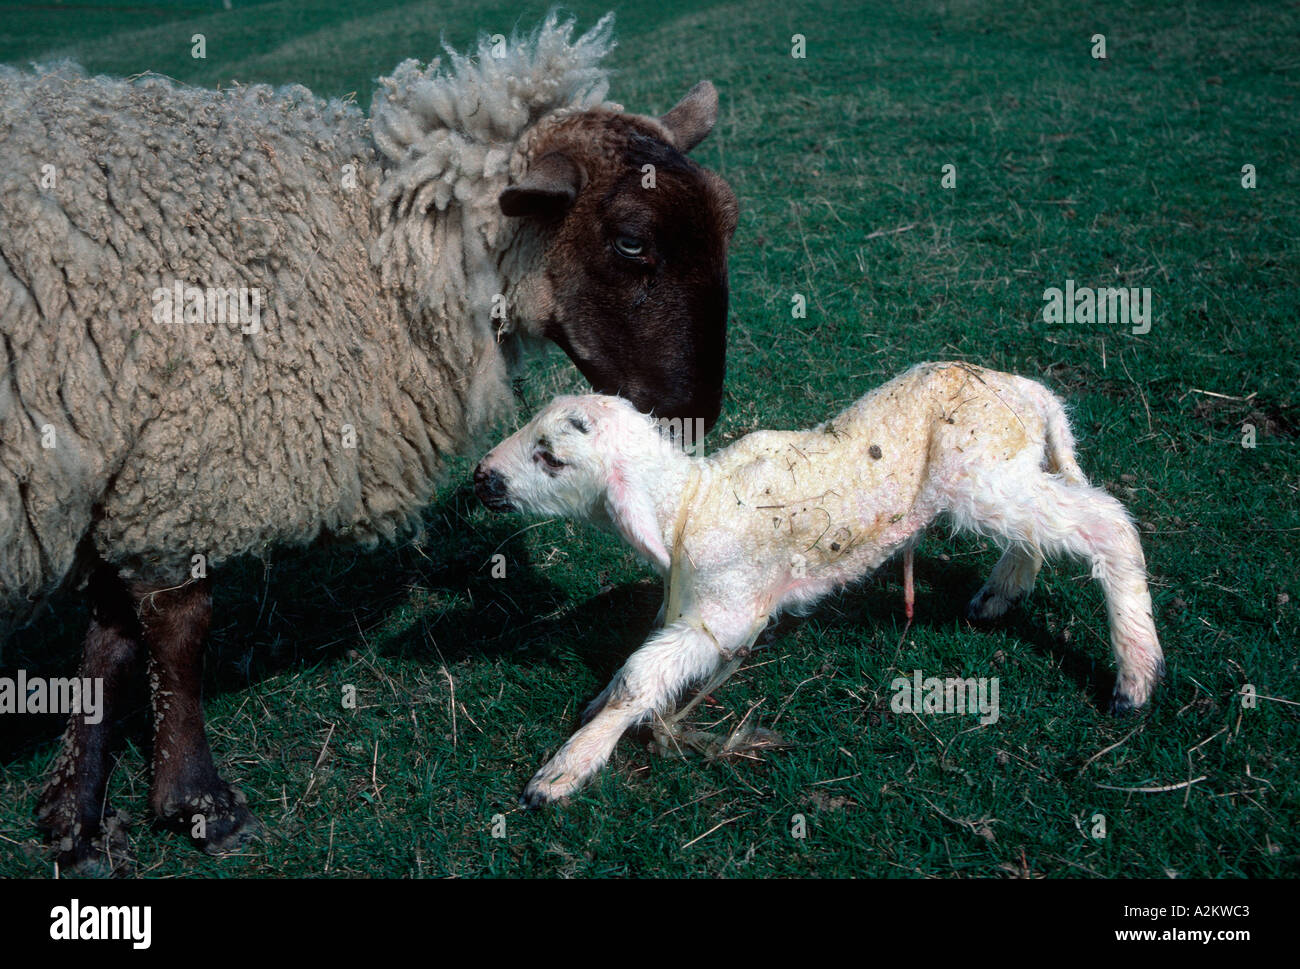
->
500 81 739 432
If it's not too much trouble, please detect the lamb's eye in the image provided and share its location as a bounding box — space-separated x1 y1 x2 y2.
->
612 235 645 259
534 448 566 471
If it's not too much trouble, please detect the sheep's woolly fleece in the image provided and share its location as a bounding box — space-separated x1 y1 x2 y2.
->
0 14 616 627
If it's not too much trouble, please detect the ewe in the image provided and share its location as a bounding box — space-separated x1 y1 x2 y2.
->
0 14 738 870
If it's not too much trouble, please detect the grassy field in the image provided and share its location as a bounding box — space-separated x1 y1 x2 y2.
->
1 0 1297 878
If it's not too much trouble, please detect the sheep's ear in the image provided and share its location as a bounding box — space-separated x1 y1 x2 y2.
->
658 80 718 153
605 463 671 572
499 152 584 217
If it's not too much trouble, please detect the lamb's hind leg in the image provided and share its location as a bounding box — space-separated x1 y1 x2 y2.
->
966 474 1164 713
36 566 142 875
136 576 258 853
966 545 1044 621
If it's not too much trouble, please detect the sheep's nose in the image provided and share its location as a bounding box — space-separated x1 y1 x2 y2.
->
473 464 514 512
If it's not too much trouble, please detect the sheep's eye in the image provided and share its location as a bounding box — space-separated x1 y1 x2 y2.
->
612 235 646 259
534 448 566 471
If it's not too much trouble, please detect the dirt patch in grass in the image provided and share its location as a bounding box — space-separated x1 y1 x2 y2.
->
1190 393 1298 439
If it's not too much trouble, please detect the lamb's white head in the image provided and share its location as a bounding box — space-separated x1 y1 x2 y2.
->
475 394 672 569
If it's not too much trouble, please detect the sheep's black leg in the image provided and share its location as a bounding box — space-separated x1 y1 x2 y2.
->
36 566 141 875
136 576 258 854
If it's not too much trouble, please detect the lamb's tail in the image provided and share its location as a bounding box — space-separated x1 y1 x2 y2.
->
1034 383 1087 486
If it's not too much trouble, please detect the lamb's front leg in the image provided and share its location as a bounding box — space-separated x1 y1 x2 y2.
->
523 617 745 807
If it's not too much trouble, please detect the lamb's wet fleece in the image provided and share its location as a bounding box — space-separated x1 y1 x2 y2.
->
681 362 1046 590
503 363 1163 804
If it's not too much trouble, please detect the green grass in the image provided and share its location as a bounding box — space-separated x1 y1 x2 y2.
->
2 0 1297 878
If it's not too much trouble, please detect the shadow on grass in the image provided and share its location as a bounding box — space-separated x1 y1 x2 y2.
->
0 482 663 769
0 495 1117 774
760 552 1115 712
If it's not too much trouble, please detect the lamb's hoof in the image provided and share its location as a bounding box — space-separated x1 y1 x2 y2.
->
519 772 572 809
519 778 571 810
965 587 1021 623
519 786 557 810
1109 692 1142 717
1110 659 1165 717
520 756 589 809
155 782 260 855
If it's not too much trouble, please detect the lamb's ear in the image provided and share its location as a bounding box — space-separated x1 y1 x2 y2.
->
605 463 671 572
658 80 718 153
499 152 584 217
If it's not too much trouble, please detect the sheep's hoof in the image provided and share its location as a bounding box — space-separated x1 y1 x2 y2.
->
519 786 561 810
200 800 261 856
519 778 571 810
35 774 134 876
519 756 588 809
154 782 261 856
40 808 134 878
1109 659 1165 717
965 587 1022 623
519 770 576 809
1109 692 1141 716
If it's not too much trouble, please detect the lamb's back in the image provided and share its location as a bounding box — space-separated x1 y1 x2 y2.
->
684 363 1048 587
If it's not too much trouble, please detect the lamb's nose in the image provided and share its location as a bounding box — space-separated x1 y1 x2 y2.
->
473 464 513 511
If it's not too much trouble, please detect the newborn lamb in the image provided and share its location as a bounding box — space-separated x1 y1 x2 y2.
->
475 362 1164 806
